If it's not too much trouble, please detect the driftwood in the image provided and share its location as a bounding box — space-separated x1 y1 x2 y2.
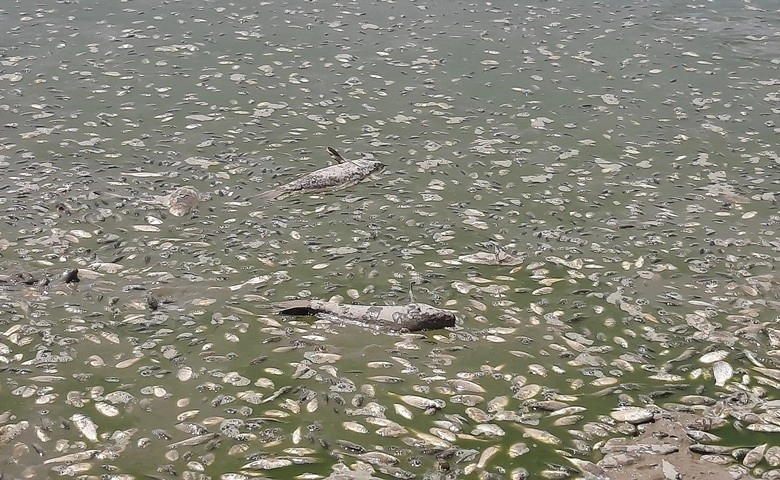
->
275 300 456 332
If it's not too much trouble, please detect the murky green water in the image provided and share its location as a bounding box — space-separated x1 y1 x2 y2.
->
1 0 778 478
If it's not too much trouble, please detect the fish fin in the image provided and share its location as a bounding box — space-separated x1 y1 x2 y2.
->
326 146 345 164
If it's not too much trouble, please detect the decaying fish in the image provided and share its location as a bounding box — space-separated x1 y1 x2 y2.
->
151 186 203 217
257 147 385 201
69 413 98 442
275 299 457 332
458 243 525 266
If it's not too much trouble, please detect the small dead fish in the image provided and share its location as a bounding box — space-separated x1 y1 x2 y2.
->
522 426 561 445
765 445 780 467
567 457 606 476
712 361 733 387
553 415 584 427
699 350 729 363
342 421 369 434
747 423 780 433
458 246 524 266
51 463 92 476
260 386 292 404
43 450 100 465
0 421 29 444
70 414 98 442
394 403 414 420
395 394 446 411
357 450 399 466
242 457 293 470
167 432 219 449
368 375 405 384
471 423 505 437
486 395 509 412
476 444 501 469
609 407 655 424
549 406 587 417
743 443 767 468
257 147 385 201
446 379 486 393
410 431 452 449
509 442 530 457
513 384 543 400
335 439 366 453
347 402 387 418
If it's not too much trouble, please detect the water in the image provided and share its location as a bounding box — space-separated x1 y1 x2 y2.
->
1 0 778 478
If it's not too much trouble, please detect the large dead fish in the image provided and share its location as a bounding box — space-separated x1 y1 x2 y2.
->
275 300 457 332
257 147 385 201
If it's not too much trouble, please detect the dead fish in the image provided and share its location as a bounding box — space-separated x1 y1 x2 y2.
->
153 186 202 217
712 361 733 387
446 379 486 394
275 299 456 332
242 457 293 470
743 443 767 468
395 394 446 411
522 426 561 445
167 432 219 449
476 444 501 468
257 146 385 201
69 413 98 442
471 423 505 437
765 445 780 467
43 450 100 465
458 243 525 266
0 421 29 444
609 407 655 425
509 442 530 458
356 450 399 466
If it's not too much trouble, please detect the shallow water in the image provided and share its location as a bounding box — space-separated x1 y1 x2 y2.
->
1 0 778 478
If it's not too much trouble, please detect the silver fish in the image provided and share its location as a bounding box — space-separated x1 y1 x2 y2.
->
257 147 385 200
275 299 456 332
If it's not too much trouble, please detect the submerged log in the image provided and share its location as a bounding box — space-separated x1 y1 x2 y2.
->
275 300 457 332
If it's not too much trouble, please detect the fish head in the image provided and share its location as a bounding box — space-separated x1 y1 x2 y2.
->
410 303 457 330
366 160 387 177
347 158 386 181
